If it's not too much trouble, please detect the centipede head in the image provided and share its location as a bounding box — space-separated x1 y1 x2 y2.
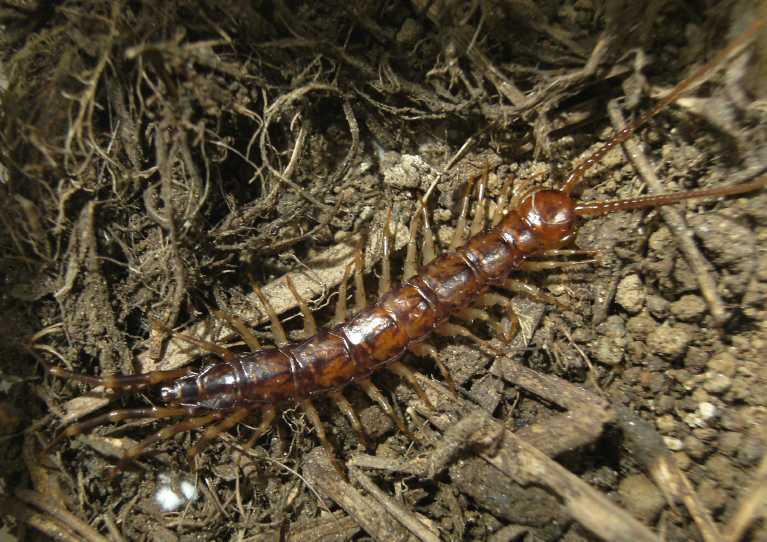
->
517 190 578 250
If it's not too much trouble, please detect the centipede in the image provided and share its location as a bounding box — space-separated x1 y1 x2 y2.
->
34 12 767 491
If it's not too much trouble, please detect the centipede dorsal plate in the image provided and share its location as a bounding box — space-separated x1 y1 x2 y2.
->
6 4 767 541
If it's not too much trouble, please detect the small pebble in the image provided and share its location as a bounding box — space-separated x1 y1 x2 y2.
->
673 452 691 470
645 294 670 319
703 373 732 395
626 312 657 337
663 437 684 451
616 274 645 314
720 410 744 431
646 324 691 359
705 454 737 488
738 433 766 466
697 480 727 513
655 395 676 415
698 402 718 422
707 351 736 377
684 435 707 460
670 294 706 321
383 154 437 190
592 315 626 366
618 474 666 523
718 431 742 455
656 414 677 434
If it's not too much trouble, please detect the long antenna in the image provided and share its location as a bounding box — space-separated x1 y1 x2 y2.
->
561 15 767 196
574 174 767 217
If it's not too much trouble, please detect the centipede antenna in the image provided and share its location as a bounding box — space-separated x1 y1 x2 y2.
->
561 16 767 195
574 174 767 217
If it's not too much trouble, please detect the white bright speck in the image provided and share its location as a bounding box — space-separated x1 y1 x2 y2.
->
154 474 199 512
155 486 185 512
180 480 198 501
698 402 717 421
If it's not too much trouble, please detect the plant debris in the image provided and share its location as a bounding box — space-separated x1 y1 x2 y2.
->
1 1 767 541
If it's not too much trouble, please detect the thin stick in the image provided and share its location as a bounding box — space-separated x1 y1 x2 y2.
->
562 15 767 194
350 467 441 542
606 103 729 326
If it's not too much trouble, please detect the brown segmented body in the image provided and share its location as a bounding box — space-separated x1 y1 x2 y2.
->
160 193 576 409
38 15 767 472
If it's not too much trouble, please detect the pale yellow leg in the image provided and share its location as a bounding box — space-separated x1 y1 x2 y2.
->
387 361 433 409
329 390 371 449
242 406 277 451
421 206 437 265
449 175 477 250
404 204 422 280
111 412 225 477
469 166 488 236
251 282 289 346
379 207 393 296
518 259 598 272
333 263 353 325
353 240 366 312
356 377 413 438
501 278 568 310
490 174 514 226
285 275 318 338
475 292 521 342
188 407 251 460
302 399 344 475
151 318 234 359
408 342 456 392
212 309 262 351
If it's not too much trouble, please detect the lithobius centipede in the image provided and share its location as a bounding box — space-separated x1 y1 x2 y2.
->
35 16 767 476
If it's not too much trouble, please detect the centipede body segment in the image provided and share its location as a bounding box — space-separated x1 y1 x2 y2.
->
36 16 767 479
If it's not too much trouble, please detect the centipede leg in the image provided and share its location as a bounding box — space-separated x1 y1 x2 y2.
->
187 407 251 461
110 411 225 477
501 278 569 310
378 207 393 296
212 309 262 351
353 238 367 312
41 359 194 393
421 205 438 265
241 406 277 451
476 292 521 342
490 174 514 226
449 173 478 250
518 258 598 272
469 165 489 236
302 399 344 475
408 342 456 392
285 275 318 338
404 202 422 280
435 322 498 353
356 378 413 439
329 390 371 450
252 284 289 347
333 263 354 325
387 361 433 409
150 318 237 360
454 307 492 325
44 406 198 454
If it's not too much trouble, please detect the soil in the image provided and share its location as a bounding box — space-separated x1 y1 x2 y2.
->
1 1 766 541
